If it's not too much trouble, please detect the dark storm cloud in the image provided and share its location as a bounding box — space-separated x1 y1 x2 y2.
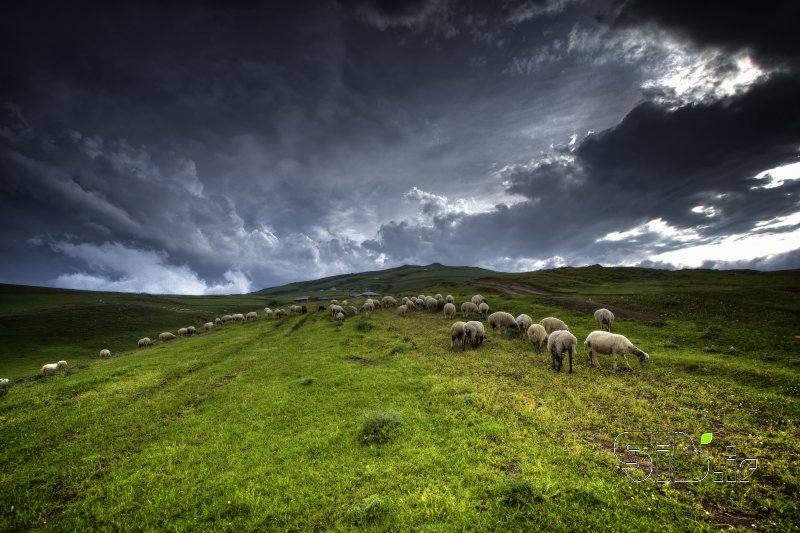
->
613 0 800 70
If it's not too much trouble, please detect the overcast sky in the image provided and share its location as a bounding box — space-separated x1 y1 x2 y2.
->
1 0 799 294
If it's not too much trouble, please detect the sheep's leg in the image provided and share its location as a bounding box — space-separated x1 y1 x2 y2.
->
568 348 573 374
462 335 467 351
592 349 602 369
612 349 618 371
623 353 633 371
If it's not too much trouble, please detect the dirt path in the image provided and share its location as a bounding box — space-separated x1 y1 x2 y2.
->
467 278 662 323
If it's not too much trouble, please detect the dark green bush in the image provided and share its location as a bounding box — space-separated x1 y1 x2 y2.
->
359 410 402 445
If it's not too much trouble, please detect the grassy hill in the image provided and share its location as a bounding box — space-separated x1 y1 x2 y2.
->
1 267 799 530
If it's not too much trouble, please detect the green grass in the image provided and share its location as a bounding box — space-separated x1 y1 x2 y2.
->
0 267 799 530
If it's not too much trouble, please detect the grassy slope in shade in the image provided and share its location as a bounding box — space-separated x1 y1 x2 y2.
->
0 267 798 530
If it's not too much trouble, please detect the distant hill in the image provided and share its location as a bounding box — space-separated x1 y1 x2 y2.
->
255 263 498 299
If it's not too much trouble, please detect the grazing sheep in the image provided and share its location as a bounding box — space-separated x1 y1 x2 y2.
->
204 322 214 331
478 302 490 319
99 349 111 358
0 378 9 386
548 330 578 373
159 332 176 342
594 308 615 331
232 313 245 323
177 327 189 337
540 317 569 335
335 311 345 323
342 300 348 307
275 309 287 318
526 324 547 351
289 305 301 315
138 337 152 348
434 293 443 301
246 311 258 320
425 296 438 311
187 326 196 336
397 304 409 317
471 294 485 305
221 314 233 324
443 302 456 319
40 363 59 375
446 294 454 303
516 314 533 337
461 301 479 318
450 321 467 349
301 305 307 314
584 331 650 371
360 302 375 316
381 296 397 308
329 304 343 316
464 321 485 349
488 311 519 334
215 317 222 326
330 300 339 306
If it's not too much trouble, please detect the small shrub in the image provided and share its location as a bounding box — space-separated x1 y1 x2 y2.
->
389 344 407 355
359 411 402 445
300 377 314 386
497 479 560 509
356 321 374 332
402 335 411 342
347 494 388 525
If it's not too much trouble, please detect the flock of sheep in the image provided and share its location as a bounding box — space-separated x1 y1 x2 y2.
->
0 290 650 388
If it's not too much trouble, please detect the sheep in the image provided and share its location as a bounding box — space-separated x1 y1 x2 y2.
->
516 314 533 337
425 296 438 311
221 314 233 324
329 304 343 315
445 294 454 304
461 301 479 318
341 300 348 307
275 309 287 318
526 324 547 351
539 317 569 335
264 308 274 319
488 311 519 334
232 313 245 322
360 302 375 316
584 331 650 371
203 322 214 331
99 349 111 358
594 308 615 331
335 311 345 323
443 302 456 319
434 293 443 301
330 299 339 306
187 326 196 336
246 311 258 320
478 302 490 319
471 294 485 305
177 327 189 337
450 321 467 349
397 304 409 317
289 305 302 315
464 321 485 349
40 360 68 375
214 317 222 326
159 332 177 342
381 296 397 308
137 337 152 348
548 330 578 373
301 305 307 314
0 378 9 386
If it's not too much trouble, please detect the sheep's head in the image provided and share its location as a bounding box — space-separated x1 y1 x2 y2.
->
631 347 649 367
57 360 68 369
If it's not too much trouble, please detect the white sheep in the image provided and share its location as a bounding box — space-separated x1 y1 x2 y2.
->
360 302 375 315
526 324 547 351
548 330 578 373
446 294 454 304
221 314 233 324
539 317 569 335
488 311 519 334
289 305 302 315
335 311 345 323
0 378 10 386
463 321 485 349
204 322 214 331
478 302 490 319
330 299 340 306
275 309 287 318
159 332 176 342
177 327 189 337
397 304 408 317
99 349 111 358
515 314 533 338
214 317 222 325
342 300 349 307
461 301 479 318
187 326 196 336
246 311 258 320
471 294 485 305
434 293 443 301
425 296 438 311
138 337 152 348
443 302 456 319
232 313 245 322
381 296 397 308
329 304 343 316
584 331 650 371
264 308 273 319
594 308 615 331
40 360 68 375
450 321 467 349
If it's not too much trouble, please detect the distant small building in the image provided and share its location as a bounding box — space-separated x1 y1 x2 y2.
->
354 291 381 297
293 296 311 302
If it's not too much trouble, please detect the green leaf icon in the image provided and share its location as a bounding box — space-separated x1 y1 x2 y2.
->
700 432 713 445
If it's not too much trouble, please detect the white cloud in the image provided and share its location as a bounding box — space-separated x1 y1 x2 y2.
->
750 161 800 189
50 241 252 295
478 255 567 272
598 218 701 243
403 186 504 223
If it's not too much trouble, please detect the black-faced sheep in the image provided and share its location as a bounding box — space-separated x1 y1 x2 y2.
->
539 317 569 335
443 302 456 319
526 324 547 351
99 349 111 358
215 317 222 326
548 330 578 373
594 308 614 331
445 294 454 303
187 326 196 336
584 331 649 371
464 320 485 349
450 321 467 349
488 311 519 334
